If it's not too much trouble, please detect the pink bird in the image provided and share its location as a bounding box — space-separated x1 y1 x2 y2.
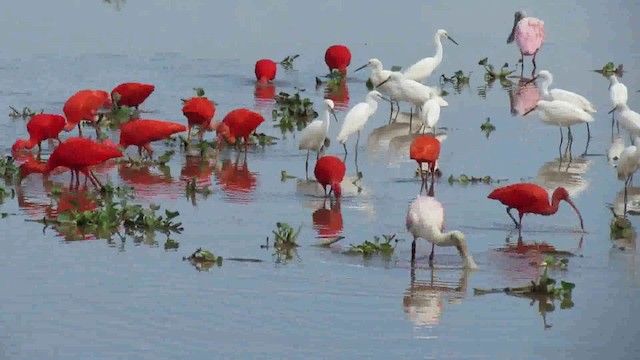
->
507 10 545 73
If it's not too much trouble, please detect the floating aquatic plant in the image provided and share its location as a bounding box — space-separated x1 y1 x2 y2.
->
249 132 278 147
272 89 317 134
0 156 19 182
609 216 635 250
478 58 516 80
8 106 42 119
185 177 213 199
271 222 301 248
536 255 569 270
440 70 471 93
183 248 223 271
0 186 15 204
116 149 176 167
345 234 399 257
280 170 296 182
447 174 506 185
480 117 496 138
279 54 300 71
594 62 623 77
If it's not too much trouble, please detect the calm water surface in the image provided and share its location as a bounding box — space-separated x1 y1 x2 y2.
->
0 1 639 359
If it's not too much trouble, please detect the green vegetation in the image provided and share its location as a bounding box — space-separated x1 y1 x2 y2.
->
478 58 516 80
271 222 301 248
595 62 623 77
447 174 506 185
610 216 635 240
249 132 278 147
8 106 42 119
183 248 223 271
480 117 496 138
0 156 19 182
280 170 296 182
440 70 471 93
185 178 214 199
345 234 399 257
279 54 300 71
272 89 317 134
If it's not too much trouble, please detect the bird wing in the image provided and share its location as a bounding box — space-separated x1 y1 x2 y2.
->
617 146 639 180
515 18 545 55
420 100 441 128
299 120 325 150
608 137 625 162
550 89 596 112
337 103 369 143
539 100 594 123
618 110 640 135
611 83 628 106
403 58 437 83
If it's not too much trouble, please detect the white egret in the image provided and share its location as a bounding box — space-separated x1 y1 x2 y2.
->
609 74 629 131
613 104 640 141
418 96 442 134
530 70 596 137
337 91 386 159
354 58 399 119
403 29 459 83
406 195 478 269
299 99 338 176
616 138 640 214
524 99 594 148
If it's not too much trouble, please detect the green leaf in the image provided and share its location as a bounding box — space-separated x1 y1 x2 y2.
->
390 65 402 72
365 79 374 90
165 210 179 220
149 204 160 211
194 87 205 97
560 297 574 309
560 281 575 291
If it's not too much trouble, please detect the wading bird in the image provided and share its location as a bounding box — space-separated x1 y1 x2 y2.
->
616 138 640 214
111 82 155 109
608 135 625 166
254 59 277 83
613 103 640 141
12 114 66 155
418 96 443 134
406 195 478 269
19 137 122 188
119 119 187 158
325 45 351 74
182 96 216 142
403 29 459 83
299 99 338 177
314 155 346 199
529 70 596 137
337 91 386 160
354 58 398 118
507 11 545 73
63 89 112 137
609 75 628 131
488 183 584 232
524 100 594 151
410 135 441 194
219 108 265 150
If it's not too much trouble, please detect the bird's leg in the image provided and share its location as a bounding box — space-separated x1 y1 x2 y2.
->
354 131 360 165
394 101 400 122
409 107 413 133
518 212 524 230
138 146 143 158
187 127 192 143
411 238 417 265
69 170 75 190
389 101 394 123
586 123 591 139
532 51 538 71
305 151 310 180
427 178 435 197
77 123 83 137
90 170 103 189
75 170 81 188
582 131 591 157
506 207 519 228
323 185 327 198
428 243 435 267
343 143 348 157
624 180 629 216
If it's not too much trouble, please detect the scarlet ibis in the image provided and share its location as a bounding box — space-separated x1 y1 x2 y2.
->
219 108 265 150
406 195 478 269
19 137 122 188
111 82 155 109
63 89 112 137
299 99 338 176
12 114 66 154
181 96 216 142
337 91 385 158
403 29 459 84
410 135 440 193
507 11 545 73
254 59 277 83
119 119 187 157
488 183 584 231
314 156 346 199
324 45 351 74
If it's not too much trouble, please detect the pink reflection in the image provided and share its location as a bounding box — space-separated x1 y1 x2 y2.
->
254 82 276 109
492 235 555 282
213 155 257 203
118 164 182 200
180 156 214 188
324 82 350 111
312 200 343 239
509 76 540 116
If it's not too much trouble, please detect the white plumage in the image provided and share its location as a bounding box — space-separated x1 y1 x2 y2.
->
616 138 640 215
536 70 596 112
378 72 444 110
616 104 640 139
608 135 625 166
609 75 628 111
337 91 384 154
299 99 336 174
418 97 442 134
533 100 594 127
403 29 458 84
406 195 478 269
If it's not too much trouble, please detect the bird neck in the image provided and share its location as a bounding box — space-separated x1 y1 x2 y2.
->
540 77 552 97
542 195 562 216
610 77 619 85
323 109 331 131
433 34 444 63
366 96 379 113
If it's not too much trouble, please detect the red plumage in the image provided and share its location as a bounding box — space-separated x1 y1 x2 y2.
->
119 119 187 155
221 108 265 143
12 114 66 152
63 89 112 135
410 136 440 168
254 59 277 83
324 45 352 73
314 155 346 198
111 82 155 108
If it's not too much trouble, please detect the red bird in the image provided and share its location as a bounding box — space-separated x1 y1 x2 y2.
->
19 137 122 188
63 89 112 137
488 183 585 231
119 119 187 157
219 108 265 149
325 45 352 74
181 96 216 142
410 135 440 193
314 155 346 198
111 82 155 108
12 114 66 154
254 59 277 83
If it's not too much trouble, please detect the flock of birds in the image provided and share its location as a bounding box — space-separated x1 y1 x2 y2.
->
10 10 640 270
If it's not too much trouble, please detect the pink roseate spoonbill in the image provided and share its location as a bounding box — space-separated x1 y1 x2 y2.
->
119 119 188 158
111 82 155 109
337 91 386 160
325 45 351 74
254 59 277 83
608 75 629 132
507 11 545 73
12 114 66 155
529 70 596 137
410 136 440 194
488 183 584 232
616 138 640 214
299 99 338 177
406 195 478 269
19 137 123 189
314 155 346 199
509 76 540 116
403 29 459 84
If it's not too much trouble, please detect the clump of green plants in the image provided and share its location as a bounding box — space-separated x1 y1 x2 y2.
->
248 132 278 147
325 69 345 90
479 58 516 80
181 87 207 103
447 174 506 185
279 54 300 71
345 234 399 257
272 89 317 133
96 92 139 130
280 170 296 182
536 255 570 270
440 70 471 93
595 62 623 77
0 186 15 204
480 117 496 138
0 156 19 182
183 248 223 271
116 149 176 167
271 222 301 248
185 178 213 198
8 106 43 119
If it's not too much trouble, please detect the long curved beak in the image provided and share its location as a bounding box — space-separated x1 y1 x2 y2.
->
330 109 339 122
524 76 538 86
565 198 585 232
507 18 518 43
354 63 368 73
447 35 459 45
376 77 391 88
522 106 537 116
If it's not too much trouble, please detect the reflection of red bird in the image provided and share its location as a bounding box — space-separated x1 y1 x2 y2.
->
214 158 257 203
118 164 172 186
220 108 265 148
325 45 352 74
119 119 187 157
254 83 276 106
325 82 350 110
12 114 66 154
312 200 343 238
19 137 122 188
488 183 584 231
314 155 345 198
410 136 440 193
254 59 277 83
180 157 213 187
63 89 112 137
111 82 155 108
182 96 216 142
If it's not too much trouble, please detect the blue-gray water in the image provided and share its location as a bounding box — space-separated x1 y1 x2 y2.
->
1 1 639 359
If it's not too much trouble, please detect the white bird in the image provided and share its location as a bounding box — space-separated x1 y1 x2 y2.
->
532 70 596 137
614 104 640 140
418 97 442 134
608 135 625 166
403 29 459 83
337 90 385 157
299 99 337 176
616 138 640 214
406 195 477 269
354 58 400 119
525 99 594 144
609 74 629 131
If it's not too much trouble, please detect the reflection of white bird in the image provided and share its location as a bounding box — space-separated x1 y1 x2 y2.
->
418 97 442 134
299 99 337 175
617 138 640 214
608 136 625 166
337 91 385 156
366 122 423 154
615 104 640 140
403 29 459 83
526 100 594 142
406 195 478 269
533 70 596 136
612 187 640 217
534 156 591 198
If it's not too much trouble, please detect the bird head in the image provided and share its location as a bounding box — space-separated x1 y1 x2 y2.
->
507 11 526 44
331 181 342 198
553 187 585 232
449 231 478 270
324 99 339 122
12 139 34 153
19 159 48 182
525 70 551 86
437 29 459 45
368 90 389 103
376 72 400 88
211 121 235 145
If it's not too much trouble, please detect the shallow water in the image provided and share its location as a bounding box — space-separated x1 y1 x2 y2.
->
1 0 640 359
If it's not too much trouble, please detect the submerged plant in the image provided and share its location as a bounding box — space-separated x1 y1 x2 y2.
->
280 170 296 182
345 234 399 257
272 89 317 134
183 248 223 271
248 132 278 147
594 62 623 77
279 54 300 71
479 57 516 80
447 174 505 185
185 178 214 199
271 222 302 248
480 117 496 138
8 106 43 119
0 156 19 182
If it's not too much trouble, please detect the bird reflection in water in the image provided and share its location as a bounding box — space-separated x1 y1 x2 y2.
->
509 76 540 117
611 186 640 217
312 198 343 239
367 121 423 155
254 82 276 109
323 81 350 111
534 153 591 200
118 163 183 200
403 266 469 329
214 153 257 204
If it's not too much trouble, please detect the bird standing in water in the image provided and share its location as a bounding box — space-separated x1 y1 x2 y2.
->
403 29 459 84
507 10 545 74
410 135 441 194
254 59 277 83
111 82 155 109
314 156 346 199
299 99 338 177
325 45 351 74
63 89 112 137
219 108 265 151
119 119 187 158
182 96 217 143
337 91 386 160
12 114 66 155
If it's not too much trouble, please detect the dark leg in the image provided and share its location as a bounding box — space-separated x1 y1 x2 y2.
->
77 123 83 137
394 101 400 122
506 207 519 227
532 51 538 71
624 180 629 215
354 131 360 165
305 151 309 179
411 238 417 264
428 243 435 266
409 107 413 132
90 170 103 189
343 143 348 156
586 123 591 139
